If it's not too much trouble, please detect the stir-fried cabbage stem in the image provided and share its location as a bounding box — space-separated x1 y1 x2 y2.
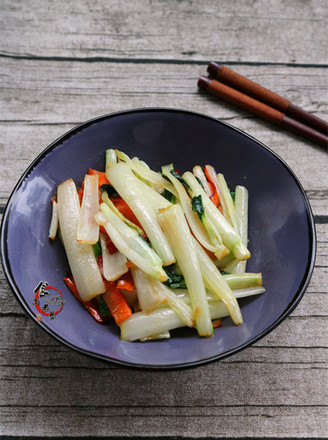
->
57 179 105 301
99 232 128 281
132 268 194 327
228 185 249 273
116 149 178 197
173 286 265 304
77 173 100 244
192 237 243 325
106 163 176 266
94 211 168 282
99 202 163 269
205 166 239 233
158 204 213 337
183 172 250 261
161 164 221 255
48 200 58 240
193 165 212 197
131 267 168 313
120 302 229 342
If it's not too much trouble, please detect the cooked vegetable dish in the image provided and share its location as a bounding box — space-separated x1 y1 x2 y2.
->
49 149 264 341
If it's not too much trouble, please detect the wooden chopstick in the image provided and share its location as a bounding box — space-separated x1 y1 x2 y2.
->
198 75 328 148
207 62 328 135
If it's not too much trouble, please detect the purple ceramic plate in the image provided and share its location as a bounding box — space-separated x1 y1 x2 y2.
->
1 108 316 369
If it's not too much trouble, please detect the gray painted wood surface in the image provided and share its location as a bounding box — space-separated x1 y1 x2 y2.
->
1 0 327 438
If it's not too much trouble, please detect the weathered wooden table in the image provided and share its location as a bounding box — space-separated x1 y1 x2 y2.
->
1 1 327 438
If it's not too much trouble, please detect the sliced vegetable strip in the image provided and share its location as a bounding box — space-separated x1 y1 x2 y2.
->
120 301 230 342
99 203 163 269
57 179 105 302
102 281 132 324
192 236 242 325
94 211 168 282
64 277 106 324
193 165 212 198
183 172 250 261
229 185 249 273
116 149 178 196
99 232 128 281
158 204 213 337
161 164 219 254
48 200 58 240
131 268 168 313
101 191 144 236
87 168 110 187
77 173 100 244
205 166 239 231
204 166 221 208
106 163 175 266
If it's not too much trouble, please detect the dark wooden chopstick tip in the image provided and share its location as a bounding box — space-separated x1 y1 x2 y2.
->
198 76 212 91
207 62 223 77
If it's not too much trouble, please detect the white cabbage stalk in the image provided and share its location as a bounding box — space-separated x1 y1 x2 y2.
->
57 179 105 301
105 149 117 170
140 332 171 341
127 177 172 213
192 237 243 325
214 252 235 270
157 204 213 337
222 272 262 289
231 286 265 299
183 172 250 261
161 164 219 254
204 166 239 232
131 156 158 190
120 302 229 342
77 174 99 244
94 212 168 282
193 165 212 197
116 149 178 197
131 268 168 313
48 200 58 240
99 232 128 281
228 185 249 273
106 163 175 266
150 278 194 328
173 286 265 304
99 203 163 268
101 191 144 236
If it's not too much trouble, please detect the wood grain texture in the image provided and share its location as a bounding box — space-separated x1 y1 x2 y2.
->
0 0 327 438
1 0 327 64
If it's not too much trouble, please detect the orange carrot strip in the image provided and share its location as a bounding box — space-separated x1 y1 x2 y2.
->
77 188 84 205
103 281 132 324
111 198 144 231
88 169 110 187
106 237 118 255
204 167 220 207
212 319 222 329
64 277 106 324
116 279 135 292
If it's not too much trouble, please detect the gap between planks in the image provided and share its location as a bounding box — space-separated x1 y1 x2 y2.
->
1 52 328 68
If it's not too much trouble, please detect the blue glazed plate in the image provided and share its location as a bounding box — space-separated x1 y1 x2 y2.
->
0 108 316 369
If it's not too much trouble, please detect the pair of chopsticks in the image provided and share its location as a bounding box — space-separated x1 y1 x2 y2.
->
198 62 328 148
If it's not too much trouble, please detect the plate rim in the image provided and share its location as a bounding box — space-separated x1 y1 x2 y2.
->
0 107 317 369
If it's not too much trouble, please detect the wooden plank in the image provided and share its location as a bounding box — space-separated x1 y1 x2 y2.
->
1 0 327 64
1 330 327 408
1 406 328 438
